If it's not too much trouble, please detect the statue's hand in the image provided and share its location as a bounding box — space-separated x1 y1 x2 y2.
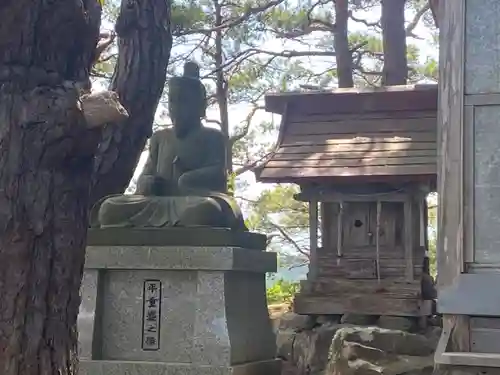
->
136 175 156 195
136 175 173 196
178 166 226 194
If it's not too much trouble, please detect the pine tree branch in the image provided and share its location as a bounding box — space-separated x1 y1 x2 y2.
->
204 48 337 77
349 12 380 28
92 32 116 66
233 151 274 176
406 2 431 38
270 23 332 39
205 118 222 126
268 220 310 258
175 0 286 36
229 103 265 145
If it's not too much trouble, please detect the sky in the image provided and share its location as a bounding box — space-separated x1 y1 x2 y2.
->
127 3 439 202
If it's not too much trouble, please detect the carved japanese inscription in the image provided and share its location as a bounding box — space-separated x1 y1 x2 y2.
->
142 280 162 351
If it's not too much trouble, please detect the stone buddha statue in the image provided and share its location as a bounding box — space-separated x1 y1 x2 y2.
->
91 61 247 231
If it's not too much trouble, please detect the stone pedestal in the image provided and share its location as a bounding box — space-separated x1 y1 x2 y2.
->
78 228 281 375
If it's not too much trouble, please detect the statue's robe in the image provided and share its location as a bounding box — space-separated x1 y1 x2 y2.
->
94 126 246 230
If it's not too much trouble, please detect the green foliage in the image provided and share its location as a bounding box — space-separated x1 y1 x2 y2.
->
245 184 311 258
171 1 208 36
266 279 300 304
427 193 438 277
247 184 307 230
227 172 237 195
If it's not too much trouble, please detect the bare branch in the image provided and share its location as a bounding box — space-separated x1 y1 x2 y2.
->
270 14 335 39
406 2 431 38
205 118 222 126
90 69 112 79
229 104 265 145
92 32 116 66
204 47 336 78
266 233 280 247
349 12 380 28
288 262 308 270
234 151 274 176
269 220 310 258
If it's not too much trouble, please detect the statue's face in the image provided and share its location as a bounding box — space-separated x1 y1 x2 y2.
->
168 90 192 128
168 89 195 134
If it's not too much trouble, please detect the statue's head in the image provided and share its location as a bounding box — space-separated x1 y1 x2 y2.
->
168 61 207 137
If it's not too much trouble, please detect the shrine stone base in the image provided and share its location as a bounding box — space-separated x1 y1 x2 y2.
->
78 228 281 375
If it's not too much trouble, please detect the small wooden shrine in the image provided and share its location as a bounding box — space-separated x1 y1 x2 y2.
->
256 85 438 317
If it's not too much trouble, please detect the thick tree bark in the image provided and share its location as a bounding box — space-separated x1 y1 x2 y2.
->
91 0 172 205
0 1 101 374
334 0 354 88
381 0 408 85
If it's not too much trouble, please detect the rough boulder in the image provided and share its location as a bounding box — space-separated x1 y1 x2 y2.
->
327 326 439 375
274 312 441 375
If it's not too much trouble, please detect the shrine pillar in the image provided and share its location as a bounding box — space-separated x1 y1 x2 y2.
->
436 0 500 373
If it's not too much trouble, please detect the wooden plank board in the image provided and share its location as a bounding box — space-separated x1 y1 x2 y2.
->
404 199 414 281
287 117 436 135
343 259 377 279
277 142 436 154
296 191 410 202
317 259 424 268
283 88 437 115
320 203 339 251
318 245 426 258
341 202 371 247
309 200 319 279
316 264 423 273
265 85 437 115
470 318 500 354
303 279 422 298
273 149 436 161
265 156 436 168
465 93 500 106
293 294 431 316
306 287 420 299
318 258 424 268
470 329 500 354
317 266 422 279
438 352 500 368
317 264 422 278
259 164 437 179
464 105 474 264
290 110 437 123
284 133 436 144
471 317 500 330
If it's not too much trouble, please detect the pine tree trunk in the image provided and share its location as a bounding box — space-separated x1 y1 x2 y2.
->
381 0 408 85
429 0 440 28
0 1 101 374
91 0 172 204
213 0 232 173
334 0 354 88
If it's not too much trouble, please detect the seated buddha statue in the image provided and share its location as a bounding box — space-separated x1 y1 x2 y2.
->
91 61 247 231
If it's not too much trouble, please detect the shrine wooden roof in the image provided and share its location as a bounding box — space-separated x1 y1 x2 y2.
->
256 84 438 184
